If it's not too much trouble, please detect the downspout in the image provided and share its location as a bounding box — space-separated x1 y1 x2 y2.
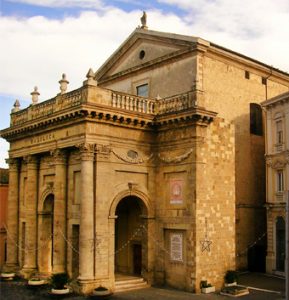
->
265 66 273 101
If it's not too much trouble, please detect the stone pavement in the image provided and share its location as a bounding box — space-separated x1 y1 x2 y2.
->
0 272 286 300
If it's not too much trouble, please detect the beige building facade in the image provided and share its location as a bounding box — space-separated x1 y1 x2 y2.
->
0 168 9 269
1 25 289 294
262 91 289 275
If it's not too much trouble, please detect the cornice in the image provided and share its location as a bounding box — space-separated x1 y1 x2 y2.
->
1 102 217 142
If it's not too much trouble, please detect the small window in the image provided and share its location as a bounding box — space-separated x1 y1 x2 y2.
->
262 77 267 85
139 50 145 59
245 70 250 79
277 170 284 192
250 103 263 135
136 84 148 97
276 120 283 144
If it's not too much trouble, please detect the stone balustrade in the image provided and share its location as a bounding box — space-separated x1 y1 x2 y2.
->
10 87 197 126
158 91 196 114
111 91 156 114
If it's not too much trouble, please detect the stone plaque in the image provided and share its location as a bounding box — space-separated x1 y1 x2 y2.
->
170 179 183 204
170 233 183 262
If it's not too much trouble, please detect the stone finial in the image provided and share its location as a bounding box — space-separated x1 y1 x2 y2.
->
83 68 97 86
140 11 148 29
156 94 161 100
59 73 69 94
31 86 40 105
12 99 20 113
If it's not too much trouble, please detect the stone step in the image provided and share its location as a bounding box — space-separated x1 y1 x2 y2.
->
115 277 149 293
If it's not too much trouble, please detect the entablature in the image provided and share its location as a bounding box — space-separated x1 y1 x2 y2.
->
1 85 217 144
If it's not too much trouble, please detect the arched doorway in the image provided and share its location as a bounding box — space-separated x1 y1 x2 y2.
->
276 216 285 272
39 194 54 273
115 196 147 276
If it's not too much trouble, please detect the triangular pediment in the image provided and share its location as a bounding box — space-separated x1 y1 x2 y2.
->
95 28 206 82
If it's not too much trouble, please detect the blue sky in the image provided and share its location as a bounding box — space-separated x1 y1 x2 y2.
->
1 0 289 167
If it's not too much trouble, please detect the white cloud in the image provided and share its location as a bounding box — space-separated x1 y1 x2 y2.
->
1 2 289 167
158 0 289 72
0 139 9 168
6 0 104 9
0 9 191 103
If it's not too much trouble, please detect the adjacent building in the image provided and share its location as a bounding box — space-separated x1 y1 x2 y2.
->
1 21 289 294
262 91 289 275
0 168 9 269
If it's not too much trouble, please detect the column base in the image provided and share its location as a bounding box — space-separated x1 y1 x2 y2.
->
20 267 37 279
266 255 275 273
2 263 20 273
76 278 97 295
76 278 113 295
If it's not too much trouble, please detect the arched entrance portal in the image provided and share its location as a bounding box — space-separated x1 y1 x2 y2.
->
115 196 147 276
276 216 285 272
39 194 54 273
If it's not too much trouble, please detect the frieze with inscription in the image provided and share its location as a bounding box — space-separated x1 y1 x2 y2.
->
30 133 55 145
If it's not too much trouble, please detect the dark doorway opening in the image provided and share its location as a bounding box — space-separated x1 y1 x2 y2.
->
133 244 142 275
115 196 146 276
276 217 285 272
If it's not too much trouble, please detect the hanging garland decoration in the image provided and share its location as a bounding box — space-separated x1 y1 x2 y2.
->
158 148 193 164
200 217 212 252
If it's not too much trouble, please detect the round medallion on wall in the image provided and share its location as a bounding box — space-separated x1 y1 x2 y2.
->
127 150 138 159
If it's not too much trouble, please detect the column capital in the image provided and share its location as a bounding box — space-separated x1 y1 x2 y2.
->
5 158 20 171
23 155 38 165
76 143 95 161
50 148 67 165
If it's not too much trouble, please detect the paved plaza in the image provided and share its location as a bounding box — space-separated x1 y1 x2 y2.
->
0 272 286 300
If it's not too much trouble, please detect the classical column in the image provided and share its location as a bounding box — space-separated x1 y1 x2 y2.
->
78 143 95 281
23 155 38 273
52 149 67 273
5 158 20 270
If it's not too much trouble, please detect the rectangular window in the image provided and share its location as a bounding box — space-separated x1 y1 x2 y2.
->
245 70 250 79
136 84 148 97
276 120 283 144
277 170 284 192
262 77 267 85
23 177 27 205
250 103 263 136
73 171 81 204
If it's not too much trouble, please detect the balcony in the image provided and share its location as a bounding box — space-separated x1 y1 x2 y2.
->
275 143 284 152
9 87 198 127
275 191 284 202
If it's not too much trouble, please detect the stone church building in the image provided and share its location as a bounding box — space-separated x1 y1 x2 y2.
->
1 20 289 294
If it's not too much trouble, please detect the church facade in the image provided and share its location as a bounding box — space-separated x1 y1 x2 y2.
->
1 25 289 294
262 91 289 276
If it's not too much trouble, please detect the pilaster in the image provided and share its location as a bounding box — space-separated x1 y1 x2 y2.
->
22 155 38 275
4 158 20 271
51 149 67 273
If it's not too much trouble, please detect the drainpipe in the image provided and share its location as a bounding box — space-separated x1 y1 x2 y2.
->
265 66 273 101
